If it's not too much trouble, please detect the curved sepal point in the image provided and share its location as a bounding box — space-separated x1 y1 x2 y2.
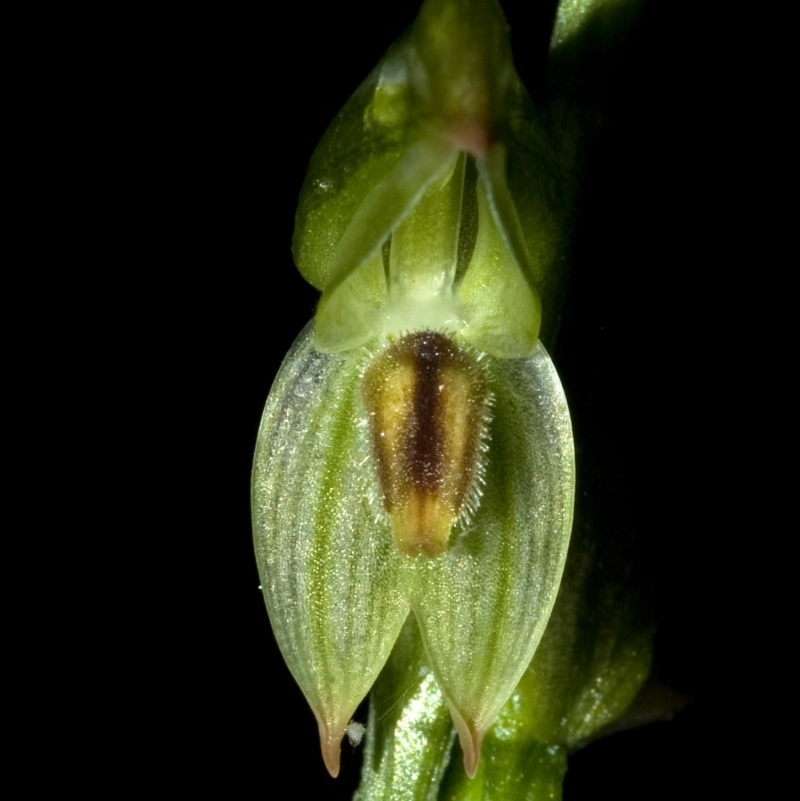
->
449 708 484 779
317 715 345 778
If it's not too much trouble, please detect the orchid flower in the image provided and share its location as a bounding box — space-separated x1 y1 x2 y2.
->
252 0 651 793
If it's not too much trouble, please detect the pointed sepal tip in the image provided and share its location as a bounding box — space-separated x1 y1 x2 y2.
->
316 715 345 778
451 712 484 779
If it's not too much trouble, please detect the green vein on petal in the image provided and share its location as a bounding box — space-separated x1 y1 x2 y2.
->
409 342 574 775
252 325 410 776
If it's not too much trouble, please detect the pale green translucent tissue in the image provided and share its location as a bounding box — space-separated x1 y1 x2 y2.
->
293 0 564 356
252 323 574 775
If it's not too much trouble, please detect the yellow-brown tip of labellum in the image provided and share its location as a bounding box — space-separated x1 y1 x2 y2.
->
315 714 345 778
362 330 489 558
389 495 454 558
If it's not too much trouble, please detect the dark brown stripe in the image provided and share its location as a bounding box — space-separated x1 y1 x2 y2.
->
408 331 446 493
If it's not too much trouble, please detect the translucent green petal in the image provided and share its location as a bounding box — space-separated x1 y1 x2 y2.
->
251 325 411 776
458 149 542 357
376 152 466 339
477 59 568 348
292 42 413 291
312 249 387 354
410 342 574 774
387 151 464 300
313 138 458 351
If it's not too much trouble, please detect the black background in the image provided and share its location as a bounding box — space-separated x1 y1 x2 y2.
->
90 1 752 797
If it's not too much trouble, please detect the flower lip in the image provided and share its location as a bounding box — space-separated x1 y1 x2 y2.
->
361 330 490 557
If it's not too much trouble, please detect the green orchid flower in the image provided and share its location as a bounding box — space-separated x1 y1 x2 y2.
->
252 0 574 780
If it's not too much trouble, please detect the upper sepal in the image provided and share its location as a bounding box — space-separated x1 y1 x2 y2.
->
293 0 564 357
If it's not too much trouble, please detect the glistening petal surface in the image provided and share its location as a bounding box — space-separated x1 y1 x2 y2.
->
252 325 411 775
409 341 574 774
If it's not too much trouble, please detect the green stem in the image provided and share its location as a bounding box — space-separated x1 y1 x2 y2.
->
439 738 567 801
354 617 455 801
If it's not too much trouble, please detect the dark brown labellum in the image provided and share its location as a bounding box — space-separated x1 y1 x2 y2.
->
362 331 489 557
